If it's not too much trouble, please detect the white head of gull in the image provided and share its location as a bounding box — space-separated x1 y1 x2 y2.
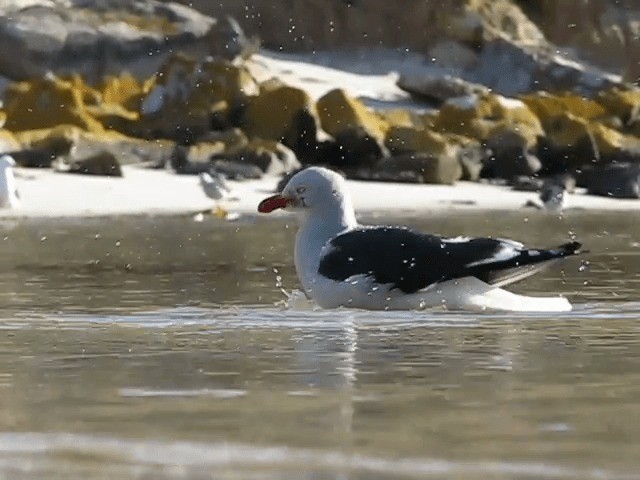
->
0 155 19 209
259 167 582 313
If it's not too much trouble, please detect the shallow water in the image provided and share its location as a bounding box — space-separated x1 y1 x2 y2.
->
1 212 639 480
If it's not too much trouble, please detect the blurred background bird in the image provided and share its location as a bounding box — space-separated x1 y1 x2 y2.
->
539 178 566 214
198 171 233 218
0 155 20 209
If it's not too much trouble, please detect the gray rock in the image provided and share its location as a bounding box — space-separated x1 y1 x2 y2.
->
0 0 247 82
375 152 463 185
397 74 490 106
473 36 622 97
68 150 123 176
511 176 544 192
484 130 542 180
587 163 640 199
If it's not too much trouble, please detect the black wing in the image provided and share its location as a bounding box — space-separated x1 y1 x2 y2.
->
318 227 581 294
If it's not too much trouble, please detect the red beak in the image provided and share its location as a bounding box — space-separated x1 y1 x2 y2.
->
258 194 292 213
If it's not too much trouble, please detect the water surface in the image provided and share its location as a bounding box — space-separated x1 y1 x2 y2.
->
1 212 639 479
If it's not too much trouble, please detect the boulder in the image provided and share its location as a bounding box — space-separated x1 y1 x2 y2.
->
521 92 607 122
538 112 640 171
375 152 463 185
397 74 490 106
138 55 259 141
99 73 154 112
473 36 622 97
485 128 542 179
377 109 422 129
0 129 20 154
211 139 300 176
316 88 389 166
243 84 321 153
3 75 105 132
68 150 123 177
433 93 543 146
597 88 640 127
385 126 452 155
0 0 244 82
587 163 640 199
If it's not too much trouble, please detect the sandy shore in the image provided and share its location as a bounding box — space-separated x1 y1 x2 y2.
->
2 165 638 220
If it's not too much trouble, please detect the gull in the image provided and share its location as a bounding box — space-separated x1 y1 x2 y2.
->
258 167 583 312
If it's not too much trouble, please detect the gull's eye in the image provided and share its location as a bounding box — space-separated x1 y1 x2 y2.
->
296 186 306 194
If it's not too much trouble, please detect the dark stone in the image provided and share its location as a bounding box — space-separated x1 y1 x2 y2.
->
483 145 542 180
0 1 246 82
511 176 544 192
397 74 489 106
373 152 463 185
210 159 263 180
321 127 389 169
587 163 640 199
9 149 55 168
68 150 123 177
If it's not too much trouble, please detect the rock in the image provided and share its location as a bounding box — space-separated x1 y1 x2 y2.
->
473 36 623 97
0 130 20 154
99 73 153 112
485 128 542 179
9 149 55 168
397 74 490 106
537 112 640 171
138 55 259 141
0 0 245 82
198 128 249 150
433 93 543 145
243 84 320 153
377 109 422 129
597 87 640 127
385 126 450 155
511 176 544 192
68 150 123 177
587 163 640 199
375 152 463 185
205 16 260 61
3 75 105 132
521 92 607 121
531 0 640 83
211 139 300 176
316 88 389 166
210 160 263 180
171 142 227 173
427 40 480 71
484 146 542 180
317 89 387 140
26 125 81 158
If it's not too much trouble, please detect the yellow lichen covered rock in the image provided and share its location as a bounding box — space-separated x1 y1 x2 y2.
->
433 93 543 145
543 112 640 160
243 84 320 148
317 89 389 141
0 129 20 153
139 54 260 139
4 76 105 133
99 73 155 112
521 92 607 121
596 88 640 122
378 109 421 129
0 111 6 129
385 126 450 154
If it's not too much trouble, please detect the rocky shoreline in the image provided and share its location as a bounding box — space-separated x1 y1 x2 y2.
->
0 0 639 217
